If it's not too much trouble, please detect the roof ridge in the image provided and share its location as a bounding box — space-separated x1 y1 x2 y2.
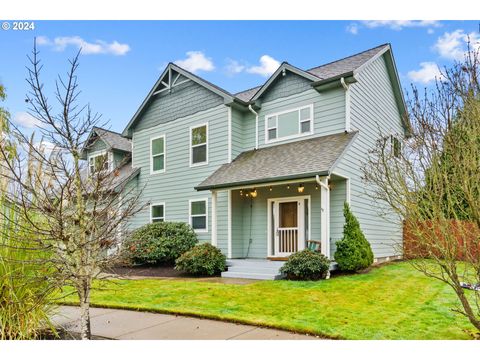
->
306 43 390 73
235 84 263 95
92 126 125 137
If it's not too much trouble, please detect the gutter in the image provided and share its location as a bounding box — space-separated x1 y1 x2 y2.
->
195 170 329 192
248 104 259 149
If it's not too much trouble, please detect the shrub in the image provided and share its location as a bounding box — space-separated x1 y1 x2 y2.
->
334 202 374 271
175 243 226 276
123 222 198 265
280 249 330 280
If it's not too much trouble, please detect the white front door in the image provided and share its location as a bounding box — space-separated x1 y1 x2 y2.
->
272 198 306 256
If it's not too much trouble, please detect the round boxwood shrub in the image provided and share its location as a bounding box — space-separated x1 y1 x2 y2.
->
175 243 226 276
280 249 330 280
123 222 198 265
334 202 374 271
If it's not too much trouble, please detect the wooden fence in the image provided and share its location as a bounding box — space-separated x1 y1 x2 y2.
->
403 220 480 260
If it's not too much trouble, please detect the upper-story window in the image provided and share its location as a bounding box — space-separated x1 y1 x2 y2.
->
265 104 314 144
391 135 402 158
190 123 208 166
150 135 165 174
88 151 111 175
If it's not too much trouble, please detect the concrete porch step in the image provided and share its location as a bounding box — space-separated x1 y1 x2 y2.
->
221 271 285 280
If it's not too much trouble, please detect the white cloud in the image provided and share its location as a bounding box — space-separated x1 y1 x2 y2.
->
346 21 441 35
246 55 281 77
37 36 130 56
407 62 444 84
174 51 215 73
14 112 42 128
225 59 246 75
346 23 359 35
362 20 441 31
433 29 480 61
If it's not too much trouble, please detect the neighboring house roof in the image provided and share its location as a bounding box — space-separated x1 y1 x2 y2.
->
123 43 408 137
196 132 358 191
82 127 132 158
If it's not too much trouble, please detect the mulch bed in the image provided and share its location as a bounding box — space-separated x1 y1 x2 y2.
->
106 264 194 278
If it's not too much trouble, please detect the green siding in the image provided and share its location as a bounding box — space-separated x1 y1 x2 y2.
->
329 178 347 257
261 72 312 103
134 81 224 132
332 54 404 259
257 87 346 148
130 104 229 243
228 183 322 258
88 138 107 153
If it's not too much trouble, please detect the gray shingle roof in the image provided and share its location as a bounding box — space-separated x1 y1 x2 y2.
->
232 44 388 102
235 86 262 102
196 131 358 190
306 44 388 80
92 127 132 153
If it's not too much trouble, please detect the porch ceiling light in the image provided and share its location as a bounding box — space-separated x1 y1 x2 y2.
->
250 188 258 198
298 183 305 193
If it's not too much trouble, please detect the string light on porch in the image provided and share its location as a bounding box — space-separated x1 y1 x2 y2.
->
286 184 290 189
250 188 258 198
269 186 273 192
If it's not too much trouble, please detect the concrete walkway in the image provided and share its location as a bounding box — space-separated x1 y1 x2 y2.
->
53 306 321 340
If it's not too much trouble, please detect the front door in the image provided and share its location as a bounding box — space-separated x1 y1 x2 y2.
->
273 198 305 256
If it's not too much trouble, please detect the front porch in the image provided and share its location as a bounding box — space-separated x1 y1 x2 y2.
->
210 176 348 279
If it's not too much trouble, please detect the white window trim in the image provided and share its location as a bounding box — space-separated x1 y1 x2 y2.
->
150 202 166 223
88 150 112 176
189 122 209 167
189 198 208 233
264 104 314 144
150 134 166 175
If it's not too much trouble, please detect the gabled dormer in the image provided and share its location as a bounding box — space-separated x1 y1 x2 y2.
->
81 127 132 174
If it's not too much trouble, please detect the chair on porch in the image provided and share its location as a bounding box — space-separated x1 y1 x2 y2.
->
306 240 322 253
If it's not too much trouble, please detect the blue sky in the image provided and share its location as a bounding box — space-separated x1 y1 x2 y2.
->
0 20 478 134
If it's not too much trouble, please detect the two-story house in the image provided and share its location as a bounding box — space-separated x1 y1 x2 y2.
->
82 43 409 279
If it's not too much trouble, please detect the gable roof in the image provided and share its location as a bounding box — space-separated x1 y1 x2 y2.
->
196 131 358 191
122 43 408 136
122 63 246 137
81 127 131 158
307 43 389 80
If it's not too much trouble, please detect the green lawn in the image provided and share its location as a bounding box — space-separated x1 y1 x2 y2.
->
59 261 477 339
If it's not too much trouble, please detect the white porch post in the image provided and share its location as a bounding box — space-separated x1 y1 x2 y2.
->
211 190 217 247
227 189 232 258
317 176 330 258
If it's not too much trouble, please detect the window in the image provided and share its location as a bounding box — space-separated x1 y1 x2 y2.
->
88 152 110 175
265 105 313 143
151 203 165 223
189 199 208 232
151 135 165 173
391 135 402 158
190 124 208 166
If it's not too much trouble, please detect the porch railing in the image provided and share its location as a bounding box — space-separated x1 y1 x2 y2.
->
278 227 298 254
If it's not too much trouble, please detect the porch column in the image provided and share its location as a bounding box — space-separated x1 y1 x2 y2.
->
227 189 232 258
211 190 217 247
318 176 331 258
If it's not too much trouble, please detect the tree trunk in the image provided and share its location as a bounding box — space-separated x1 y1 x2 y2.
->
78 281 91 340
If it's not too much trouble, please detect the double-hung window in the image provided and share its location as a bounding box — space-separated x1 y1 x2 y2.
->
151 203 165 223
151 135 165 173
189 199 208 232
265 104 313 143
89 152 110 175
190 123 208 166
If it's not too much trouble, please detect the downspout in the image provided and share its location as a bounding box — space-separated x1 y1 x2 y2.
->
248 105 259 149
340 77 351 133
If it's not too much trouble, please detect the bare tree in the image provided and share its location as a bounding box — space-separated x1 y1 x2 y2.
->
363 46 480 332
0 42 145 339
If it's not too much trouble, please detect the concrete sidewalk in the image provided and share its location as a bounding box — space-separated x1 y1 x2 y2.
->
53 306 321 340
